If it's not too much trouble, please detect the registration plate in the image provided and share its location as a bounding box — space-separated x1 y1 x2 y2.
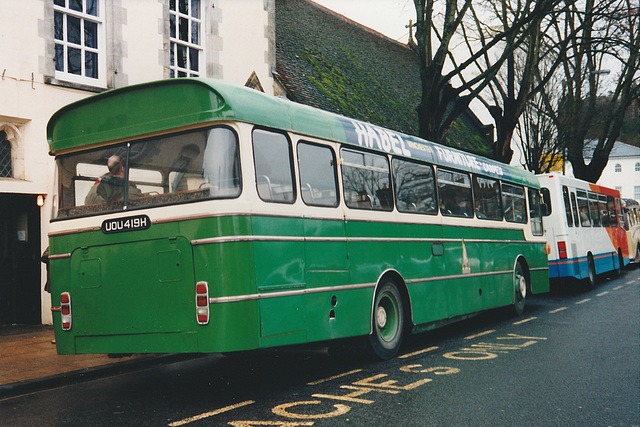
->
101 214 151 234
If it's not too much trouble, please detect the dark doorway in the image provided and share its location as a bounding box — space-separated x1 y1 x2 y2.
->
0 194 41 325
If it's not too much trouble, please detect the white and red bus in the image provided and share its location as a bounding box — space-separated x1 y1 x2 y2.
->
538 173 629 287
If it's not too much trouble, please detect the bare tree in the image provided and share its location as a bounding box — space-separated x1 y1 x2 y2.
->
546 0 640 182
516 88 564 173
410 0 556 160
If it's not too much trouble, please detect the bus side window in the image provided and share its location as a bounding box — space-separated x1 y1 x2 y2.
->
570 192 580 227
528 188 544 236
341 148 392 211
617 197 629 231
588 192 601 227
606 195 617 227
562 186 573 227
253 129 295 204
472 175 502 220
599 194 609 227
576 190 591 226
541 187 552 216
297 142 338 207
437 168 472 218
392 158 437 214
502 182 527 223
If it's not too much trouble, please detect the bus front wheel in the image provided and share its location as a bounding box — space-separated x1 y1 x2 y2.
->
369 281 404 360
513 260 528 316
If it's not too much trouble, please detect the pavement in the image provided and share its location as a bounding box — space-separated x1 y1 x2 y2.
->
0 325 184 399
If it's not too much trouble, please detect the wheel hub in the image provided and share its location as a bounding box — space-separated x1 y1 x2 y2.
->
518 275 527 298
376 306 387 328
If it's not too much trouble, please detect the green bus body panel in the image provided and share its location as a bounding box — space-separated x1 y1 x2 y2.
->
47 78 537 187
50 212 548 354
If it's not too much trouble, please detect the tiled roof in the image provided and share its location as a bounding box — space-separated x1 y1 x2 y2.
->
275 0 493 156
583 140 640 159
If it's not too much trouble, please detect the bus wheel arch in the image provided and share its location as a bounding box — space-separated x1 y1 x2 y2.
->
368 270 411 360
512 256 530 316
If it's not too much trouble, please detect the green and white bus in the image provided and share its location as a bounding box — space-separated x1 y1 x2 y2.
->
47 79 549 359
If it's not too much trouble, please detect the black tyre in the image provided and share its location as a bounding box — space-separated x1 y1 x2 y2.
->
369 281 404 360
513 260 527 316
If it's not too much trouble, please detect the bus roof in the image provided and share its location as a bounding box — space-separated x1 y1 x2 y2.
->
47 78 537 187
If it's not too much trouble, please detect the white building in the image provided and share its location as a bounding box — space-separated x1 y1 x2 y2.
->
0 0 275 326
584 141 640 200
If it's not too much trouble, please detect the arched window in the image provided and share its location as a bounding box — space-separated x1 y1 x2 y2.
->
635 162 640 172
0 131 12 178
614 163 622 173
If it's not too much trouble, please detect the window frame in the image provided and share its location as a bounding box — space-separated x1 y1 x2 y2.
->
0 131 11 178
437 167 473 218
528 187 544 236
392 157 437 215
53 0 106 88
562 186 574 227
169 0 203 78
501 182 528 224
341 147 393 211
252 128 296 204
472 175 503 221
297 141 339 208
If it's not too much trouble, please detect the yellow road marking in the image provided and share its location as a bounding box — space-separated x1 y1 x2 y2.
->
464 330 496 340
596 291 609 297
307 369 362 386
613 285 624 290
549 307 568 314
512 317 536 325
168 400 255 426
575 298 591 305
399 346 438 359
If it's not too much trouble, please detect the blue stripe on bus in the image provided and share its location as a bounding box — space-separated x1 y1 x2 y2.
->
549 251 620 280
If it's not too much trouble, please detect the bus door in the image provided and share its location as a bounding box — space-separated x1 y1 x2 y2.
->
67 228 196 342
297 142 351 341
303 217 350 341
252 129 307 346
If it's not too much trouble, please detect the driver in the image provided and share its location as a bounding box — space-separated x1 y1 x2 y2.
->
85 155 141 204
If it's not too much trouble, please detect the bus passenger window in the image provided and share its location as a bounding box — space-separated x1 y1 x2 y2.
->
570 193 580 227
392 158 436 214
607 196 617 227
599 194 609 227
528 188 544 236
437 169 472 217
502 183 527 223
576 190 591 226
253 129 295 204
297 142 338 207
617 197 628 231
473 176 502 220
341 148 392 211
588 192 600 227
562 186 573 227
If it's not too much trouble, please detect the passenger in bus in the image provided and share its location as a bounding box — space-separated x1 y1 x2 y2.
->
441 190 472 217
579 207 591 227
85 155 141 205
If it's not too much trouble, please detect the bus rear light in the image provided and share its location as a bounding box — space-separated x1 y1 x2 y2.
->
195 281 209 325
60 292 72 331
558 241 568 259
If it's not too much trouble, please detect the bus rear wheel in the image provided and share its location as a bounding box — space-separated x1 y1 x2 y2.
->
369 281 404 360
513 260 527 316
585 254 597 289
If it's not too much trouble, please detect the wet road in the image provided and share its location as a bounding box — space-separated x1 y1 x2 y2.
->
2 268 638 426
